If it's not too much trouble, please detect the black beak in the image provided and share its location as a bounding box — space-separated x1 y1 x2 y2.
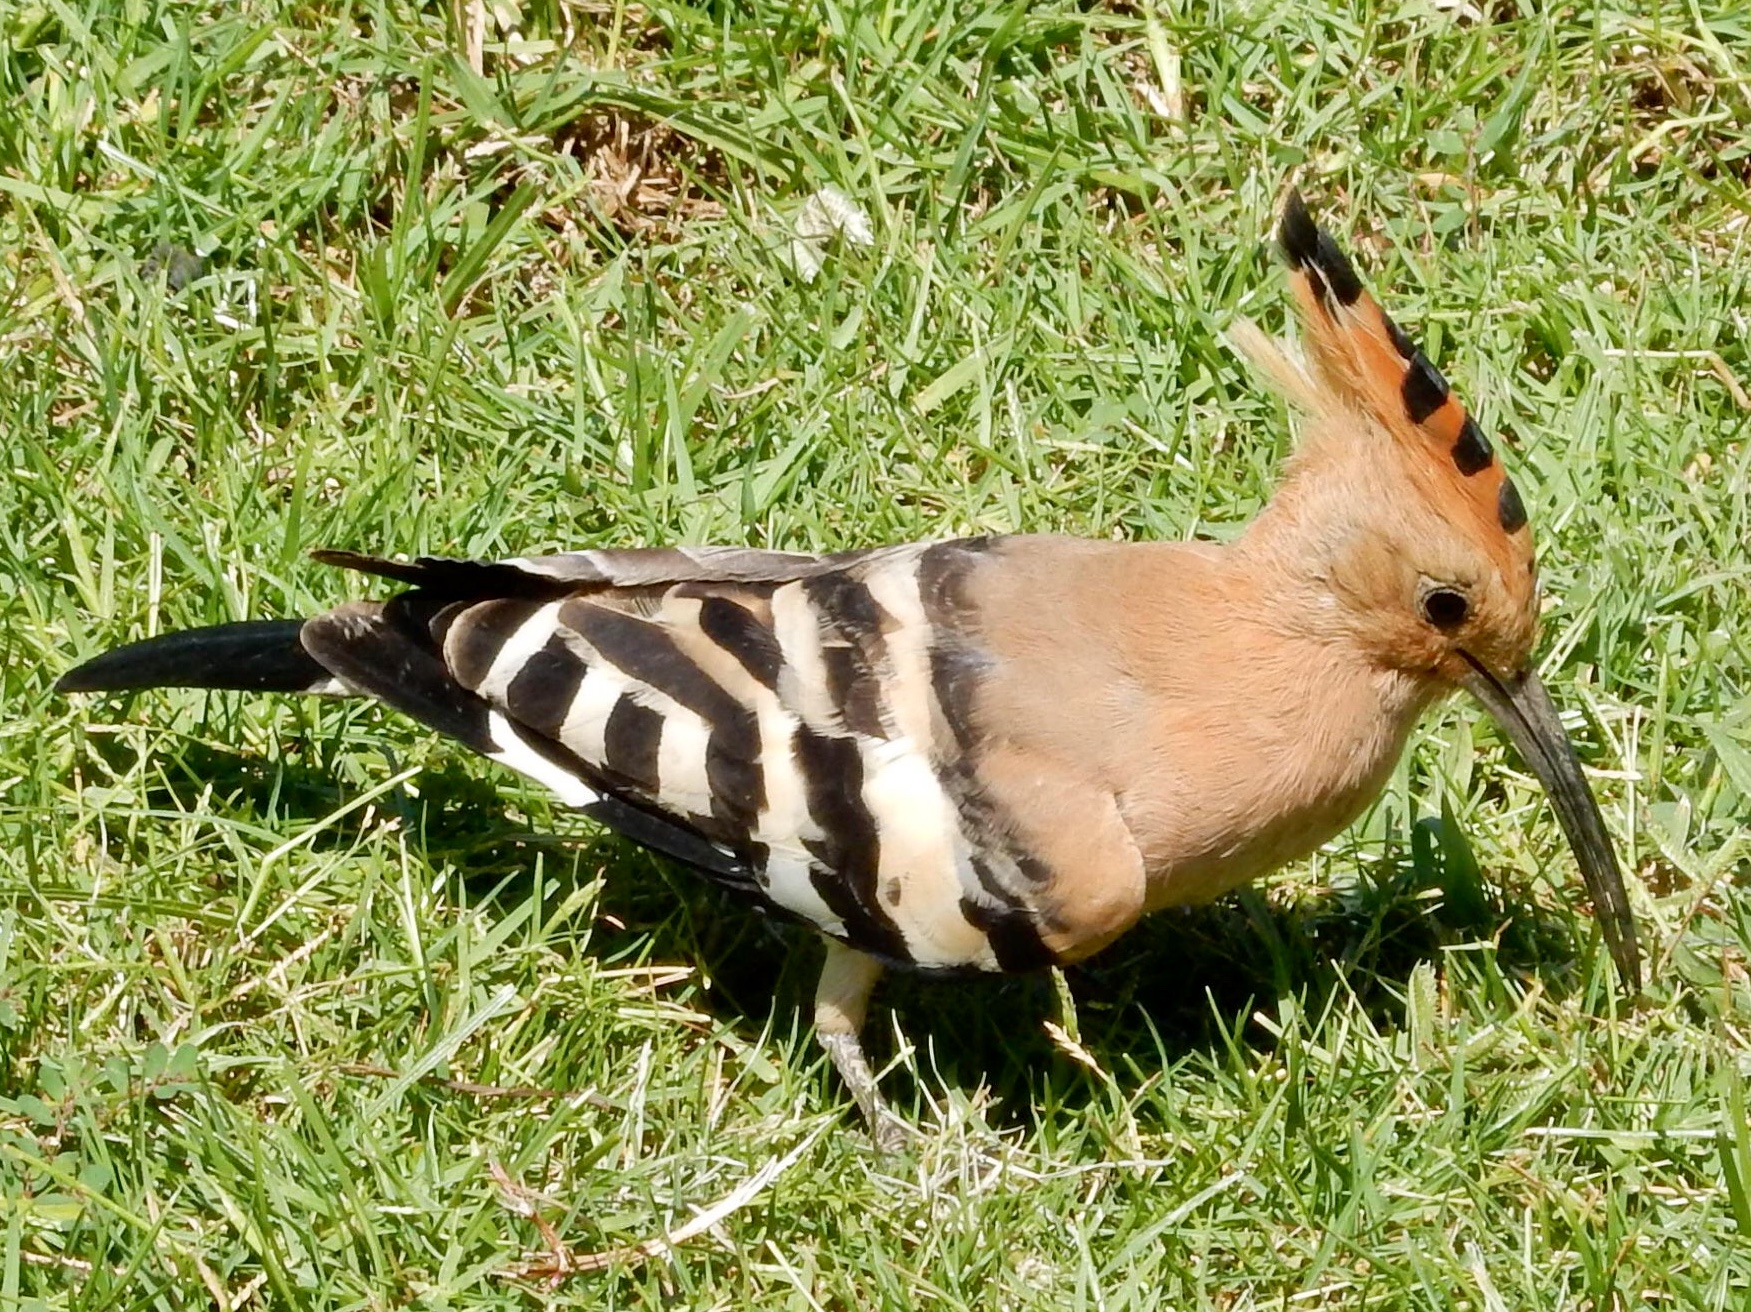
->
1458 657 1640 993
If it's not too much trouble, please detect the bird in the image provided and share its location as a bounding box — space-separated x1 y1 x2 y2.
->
57 190 1640 1149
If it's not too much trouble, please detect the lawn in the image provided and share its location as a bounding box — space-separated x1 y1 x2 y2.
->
4 0 1750 1306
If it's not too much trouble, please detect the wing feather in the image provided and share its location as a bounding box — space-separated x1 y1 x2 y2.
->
298 537 1033 969
299 598 755 886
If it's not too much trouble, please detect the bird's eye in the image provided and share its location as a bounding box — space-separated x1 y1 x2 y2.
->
1421 587 1470 630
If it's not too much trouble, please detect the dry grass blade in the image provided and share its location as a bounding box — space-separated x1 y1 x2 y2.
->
1599 346 1751 411
495 1124 829 1283
458 0 486 74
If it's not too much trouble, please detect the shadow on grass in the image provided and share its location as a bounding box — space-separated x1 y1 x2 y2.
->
91 739 1593 1133
492 823 1592 1138
845 858 1588 1135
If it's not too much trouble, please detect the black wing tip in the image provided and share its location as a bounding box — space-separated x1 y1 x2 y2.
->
312 547 578 601
309 548 432 585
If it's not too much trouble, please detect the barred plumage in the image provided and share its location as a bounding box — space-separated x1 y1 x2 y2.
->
58 192 1640 1148
143 540 1065 975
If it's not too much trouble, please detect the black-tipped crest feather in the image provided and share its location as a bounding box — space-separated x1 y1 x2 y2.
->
1278 190 1321 269
1278 190 1363 307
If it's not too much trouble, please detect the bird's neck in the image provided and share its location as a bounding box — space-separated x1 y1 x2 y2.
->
1225 458 1357 614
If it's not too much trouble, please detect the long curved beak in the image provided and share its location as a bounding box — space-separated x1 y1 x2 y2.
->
1458 657 1640 993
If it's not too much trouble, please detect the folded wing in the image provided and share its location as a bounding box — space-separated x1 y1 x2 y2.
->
301 540 1050 971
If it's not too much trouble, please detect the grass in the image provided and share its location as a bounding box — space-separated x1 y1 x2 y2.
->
3 0 1750 1305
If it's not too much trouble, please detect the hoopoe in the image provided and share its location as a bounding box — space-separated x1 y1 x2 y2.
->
58 192 1639 1148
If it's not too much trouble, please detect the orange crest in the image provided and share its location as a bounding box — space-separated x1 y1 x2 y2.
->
1275 190 1528 542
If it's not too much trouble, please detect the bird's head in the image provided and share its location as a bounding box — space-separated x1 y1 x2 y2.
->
1231 190 1639 991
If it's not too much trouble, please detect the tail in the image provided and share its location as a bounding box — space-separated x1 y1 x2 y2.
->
55 620 341 695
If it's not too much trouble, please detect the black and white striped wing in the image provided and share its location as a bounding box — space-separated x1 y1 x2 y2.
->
302 540 1046 970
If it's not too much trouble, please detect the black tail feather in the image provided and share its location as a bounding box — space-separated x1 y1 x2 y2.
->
56 620 330 695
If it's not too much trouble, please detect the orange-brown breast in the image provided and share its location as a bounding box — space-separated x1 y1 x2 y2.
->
964 535 1442 914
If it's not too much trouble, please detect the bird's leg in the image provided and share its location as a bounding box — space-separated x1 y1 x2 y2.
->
814 941 908 1152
